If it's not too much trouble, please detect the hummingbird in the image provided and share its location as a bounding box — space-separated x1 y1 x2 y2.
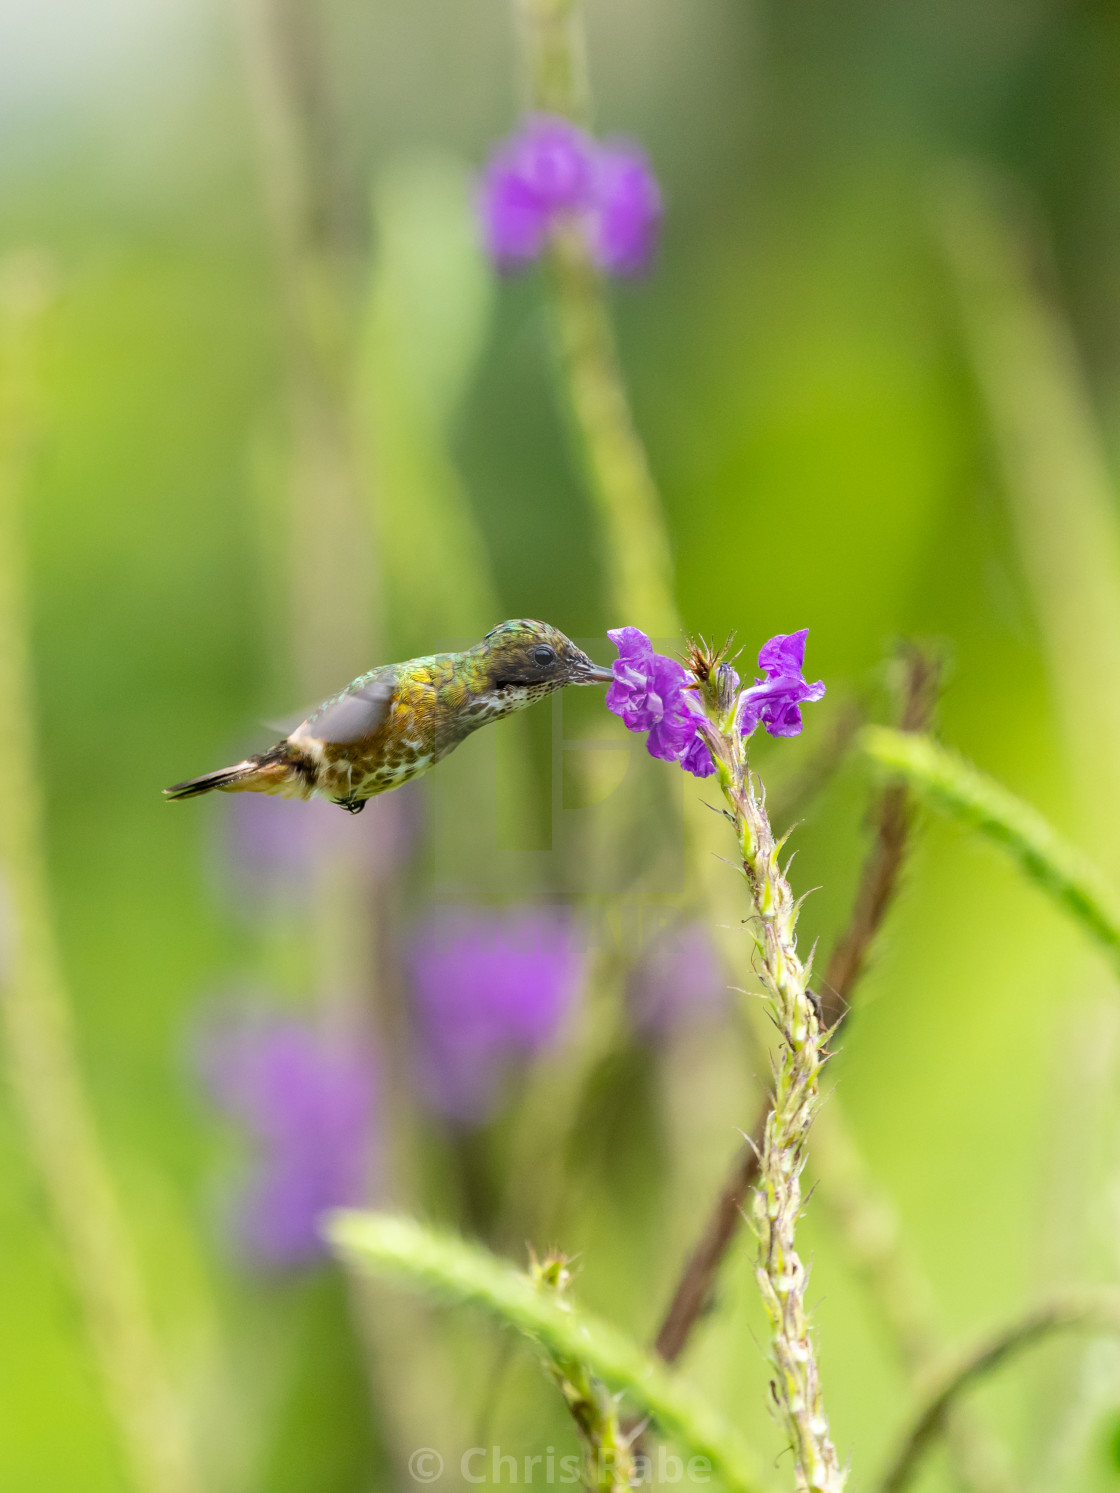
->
164 619 614 813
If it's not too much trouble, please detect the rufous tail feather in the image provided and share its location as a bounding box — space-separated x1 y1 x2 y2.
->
164 751 302 800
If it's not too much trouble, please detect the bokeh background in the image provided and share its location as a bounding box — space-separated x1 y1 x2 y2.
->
4 0 1120 1490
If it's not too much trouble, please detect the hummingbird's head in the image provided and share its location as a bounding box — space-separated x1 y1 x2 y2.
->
479 620 614 693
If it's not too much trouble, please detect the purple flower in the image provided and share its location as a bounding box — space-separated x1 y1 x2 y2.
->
627 923 727 1036
200 1016 375 1268
679 725 716 778
605 626 824 765
478 115 592 269
589 143 662 275
407 907 583 1124
478 115 662 277
605 627 714 777
737 629 826 739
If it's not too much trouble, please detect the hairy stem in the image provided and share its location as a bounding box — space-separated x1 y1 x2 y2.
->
693 685 843 1492
532 1254 636 1490
727 776 843 1491
664 659 1018 1491
654 651 937 1368
328 1211 764 1493
0 257 201 1493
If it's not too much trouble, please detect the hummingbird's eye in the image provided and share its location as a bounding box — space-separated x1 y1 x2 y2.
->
532 645 556 667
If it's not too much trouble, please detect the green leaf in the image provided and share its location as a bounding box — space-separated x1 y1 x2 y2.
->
861 727 1120 967
327 1212 763 1493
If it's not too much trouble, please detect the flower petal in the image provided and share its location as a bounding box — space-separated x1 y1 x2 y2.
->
679 731 716 777
478 115 595 270
588 141 663 276
758 629 808 678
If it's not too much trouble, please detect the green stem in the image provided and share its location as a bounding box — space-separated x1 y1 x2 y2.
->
879 1293 1120 1493
327 1211 764 1493
533 1254 636 1490
0 259 201 1493
517 0 590 121
861 727 1120 968
546 229 678 633
518 0 678 635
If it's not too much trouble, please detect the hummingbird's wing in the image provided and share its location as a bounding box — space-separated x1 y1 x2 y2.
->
303 675 395 745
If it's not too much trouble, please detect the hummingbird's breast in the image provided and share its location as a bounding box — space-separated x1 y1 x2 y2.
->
289 653 555 805
288 654 490 803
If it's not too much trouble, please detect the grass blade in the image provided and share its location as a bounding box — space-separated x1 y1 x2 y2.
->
861 727 1120 966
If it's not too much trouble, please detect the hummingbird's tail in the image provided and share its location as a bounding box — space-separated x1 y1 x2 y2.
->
164 747 310 801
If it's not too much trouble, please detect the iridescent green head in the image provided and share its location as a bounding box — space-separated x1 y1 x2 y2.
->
474 620 613 691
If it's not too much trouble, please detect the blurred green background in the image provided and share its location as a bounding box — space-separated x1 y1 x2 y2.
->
4 0 1120 1489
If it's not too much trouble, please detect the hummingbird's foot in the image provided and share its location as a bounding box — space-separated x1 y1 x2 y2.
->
338 795 366 814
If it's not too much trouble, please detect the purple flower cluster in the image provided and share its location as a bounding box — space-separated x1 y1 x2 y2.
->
200 1016 375 1268
407 906 583 1125
479 115 662 276
606 627 714 778
605 627 825 772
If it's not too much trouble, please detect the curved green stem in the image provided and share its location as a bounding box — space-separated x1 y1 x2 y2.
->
880 1293 1120 1493
327 1211 763 1493
862 727 1120 967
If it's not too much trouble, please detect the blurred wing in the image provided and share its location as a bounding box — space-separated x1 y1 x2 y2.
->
261 703 322 736
307 678 394 745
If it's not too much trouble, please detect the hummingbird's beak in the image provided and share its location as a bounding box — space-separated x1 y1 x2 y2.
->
582 661 615 684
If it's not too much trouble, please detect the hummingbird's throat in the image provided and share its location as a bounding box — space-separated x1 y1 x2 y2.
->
479 680 556 719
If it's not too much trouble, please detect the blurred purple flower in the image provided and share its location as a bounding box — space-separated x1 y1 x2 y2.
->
200 1016 375 1268
407 906 583 1124
479 115 592 268
605 627 714 778
737 630 826 740
479 115 662 276
627 923 727 1036
589 143 663 275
